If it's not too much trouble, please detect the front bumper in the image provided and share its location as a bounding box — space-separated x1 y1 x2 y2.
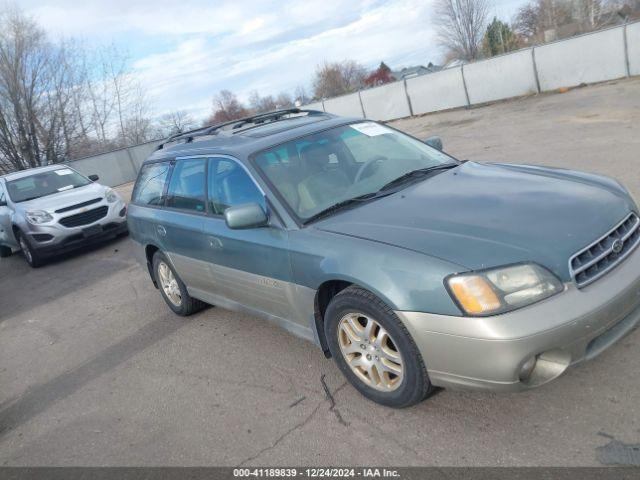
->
23 200 128 257
396 245 640 391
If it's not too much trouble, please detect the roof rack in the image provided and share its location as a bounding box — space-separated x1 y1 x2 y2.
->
156 108 324 150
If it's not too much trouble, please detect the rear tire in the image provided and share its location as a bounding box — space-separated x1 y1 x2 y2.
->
152 251 207 316
324 286 433 408
0 245 11 258
16 231 43 268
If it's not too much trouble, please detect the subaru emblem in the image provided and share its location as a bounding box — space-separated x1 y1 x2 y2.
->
612 239 624 254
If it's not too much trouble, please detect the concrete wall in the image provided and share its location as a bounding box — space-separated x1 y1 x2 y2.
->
535 26 627 91
360 81 411 120
322 93 364 118
627 22 640 76
405 67 468 115
69 141 159 187
464 49 538 104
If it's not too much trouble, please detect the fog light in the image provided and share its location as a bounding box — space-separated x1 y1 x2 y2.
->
519 356 537 382
119 206 127 217
32 233 54 242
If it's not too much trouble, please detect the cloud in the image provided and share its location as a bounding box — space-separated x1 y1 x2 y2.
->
21 0 526 119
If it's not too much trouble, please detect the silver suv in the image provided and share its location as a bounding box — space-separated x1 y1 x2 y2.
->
0 165 128 267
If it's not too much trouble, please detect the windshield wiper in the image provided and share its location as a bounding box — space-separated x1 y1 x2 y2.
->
378 163 457 192
303 191 393 225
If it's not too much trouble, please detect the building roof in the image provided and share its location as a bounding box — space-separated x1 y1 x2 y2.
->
392 62 442 80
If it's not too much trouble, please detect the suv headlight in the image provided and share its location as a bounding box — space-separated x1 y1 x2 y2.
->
105 188 119 203
446 263 563 316
26 210 54 225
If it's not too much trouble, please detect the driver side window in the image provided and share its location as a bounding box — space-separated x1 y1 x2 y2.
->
207 158 265 215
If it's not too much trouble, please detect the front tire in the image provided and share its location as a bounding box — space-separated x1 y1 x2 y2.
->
152 251 207 316
325 286 433 408
16 231 43 268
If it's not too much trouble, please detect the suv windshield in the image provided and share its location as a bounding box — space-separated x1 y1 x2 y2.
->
254 122 456 221
6 168 91 203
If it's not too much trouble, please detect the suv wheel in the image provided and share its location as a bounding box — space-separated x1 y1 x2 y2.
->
324 286 433 408
16 231 43 268
0 245 11 258
152 251 207 316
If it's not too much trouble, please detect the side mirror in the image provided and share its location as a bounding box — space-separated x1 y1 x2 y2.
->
224 203 268 229
424 136 443 151
88 174 99 181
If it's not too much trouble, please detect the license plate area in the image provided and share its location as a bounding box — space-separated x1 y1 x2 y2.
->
82 225 103 238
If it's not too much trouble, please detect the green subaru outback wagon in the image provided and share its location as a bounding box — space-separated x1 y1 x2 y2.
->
128 109 640 407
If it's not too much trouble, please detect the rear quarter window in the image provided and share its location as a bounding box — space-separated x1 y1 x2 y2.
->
132 162 171 206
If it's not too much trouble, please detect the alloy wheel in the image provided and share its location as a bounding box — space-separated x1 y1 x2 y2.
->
19 235 33 264
337 312 404 392
158 261 182 307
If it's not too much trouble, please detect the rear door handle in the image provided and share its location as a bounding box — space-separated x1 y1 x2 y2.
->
157 225 167 237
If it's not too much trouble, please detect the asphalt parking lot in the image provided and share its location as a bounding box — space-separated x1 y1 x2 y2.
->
1 77 640 467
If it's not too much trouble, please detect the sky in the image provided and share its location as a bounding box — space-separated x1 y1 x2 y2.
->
20 0 527 120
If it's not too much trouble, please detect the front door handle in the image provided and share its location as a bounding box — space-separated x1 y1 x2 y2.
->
157 225 167 237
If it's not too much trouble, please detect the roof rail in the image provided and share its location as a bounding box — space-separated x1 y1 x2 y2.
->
156 108 324 150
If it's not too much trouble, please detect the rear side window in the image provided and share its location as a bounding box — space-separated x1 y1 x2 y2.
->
132 162 170 206
165 158 206 212
208 158 264 215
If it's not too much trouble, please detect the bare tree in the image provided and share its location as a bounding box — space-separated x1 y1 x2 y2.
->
205 90 248 124
0 7 160 172
312 60 367 99
433 0 490 61
293 85 310 105
275 91 294 109
248 90 277 114
121 84 153 144
513 0 624 41
0 8 92 171
156 110 196 137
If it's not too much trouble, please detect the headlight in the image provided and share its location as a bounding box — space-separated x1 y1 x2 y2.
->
26 210 53 224
105 188 119 203
446 263 563 316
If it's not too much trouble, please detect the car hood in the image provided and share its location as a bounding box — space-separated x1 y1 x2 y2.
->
315 161 635 281
15 183 107 213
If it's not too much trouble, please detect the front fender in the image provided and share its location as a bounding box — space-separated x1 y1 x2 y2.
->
289 228 464 316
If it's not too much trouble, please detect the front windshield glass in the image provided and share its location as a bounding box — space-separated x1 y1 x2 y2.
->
6 168 91 203
254 122 455 221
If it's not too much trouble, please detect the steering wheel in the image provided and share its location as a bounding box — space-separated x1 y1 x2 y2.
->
355 155 389 183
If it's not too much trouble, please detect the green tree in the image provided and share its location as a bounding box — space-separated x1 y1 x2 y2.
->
482 17 521 57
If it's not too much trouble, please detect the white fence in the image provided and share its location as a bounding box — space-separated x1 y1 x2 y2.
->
314 21 638 120
67 21 639 187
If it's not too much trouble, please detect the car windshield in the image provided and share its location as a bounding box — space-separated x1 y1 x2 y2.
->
254 122 456 221
6 168 91 203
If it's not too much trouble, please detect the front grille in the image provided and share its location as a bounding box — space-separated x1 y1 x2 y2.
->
55 197 102 213
570 212 640 288
59 206 108 228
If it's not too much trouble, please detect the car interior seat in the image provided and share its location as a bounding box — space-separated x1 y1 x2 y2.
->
297 143 351 214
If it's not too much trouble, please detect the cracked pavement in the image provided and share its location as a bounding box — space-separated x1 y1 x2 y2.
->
1 78 640 466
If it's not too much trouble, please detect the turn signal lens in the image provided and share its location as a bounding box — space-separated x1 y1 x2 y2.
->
448 275 501 314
